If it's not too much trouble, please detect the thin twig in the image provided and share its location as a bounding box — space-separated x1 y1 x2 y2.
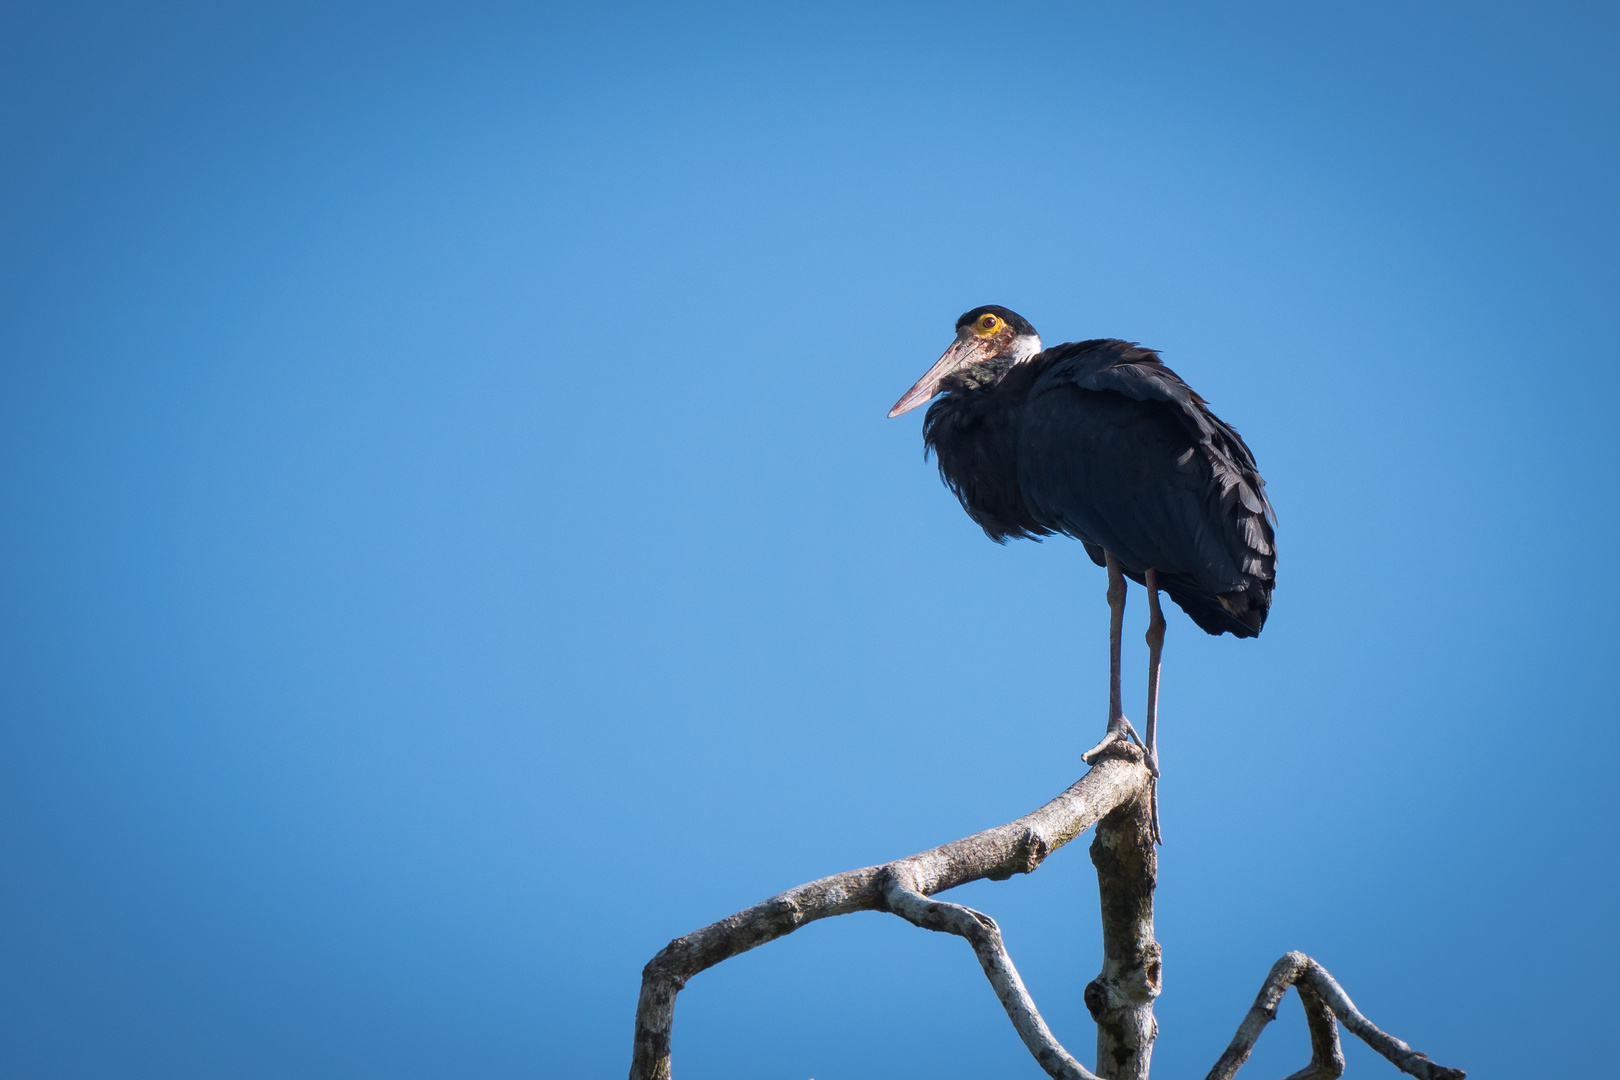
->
882 875 1099 1080
1205 952 1464 1080
1283 981 1344 1080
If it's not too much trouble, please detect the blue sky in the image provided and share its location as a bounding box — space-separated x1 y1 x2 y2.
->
2 2 1616 1077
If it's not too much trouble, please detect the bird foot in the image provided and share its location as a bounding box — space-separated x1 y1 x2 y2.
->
1083 718 1162 843
1081 718 1146 767
1117 718 1162 778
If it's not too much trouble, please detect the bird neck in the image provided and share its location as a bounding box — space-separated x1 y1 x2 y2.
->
1006 333 1042 364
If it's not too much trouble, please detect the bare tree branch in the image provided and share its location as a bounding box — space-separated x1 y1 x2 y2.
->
628 753 1150 1080
627 743 1465 1080
882 877 1098 1080
1286 980 1345 1080
1205 951 1464 1080
1086 795 1160 1080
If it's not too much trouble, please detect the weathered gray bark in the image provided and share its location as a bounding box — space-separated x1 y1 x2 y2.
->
882 879 1095 1080
1207 952 1466 1080
627 743 1466 1080
629 752 1149 1080
1086 793 1160 1080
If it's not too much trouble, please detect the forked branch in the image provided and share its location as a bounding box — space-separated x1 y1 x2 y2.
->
628 753 1149 1080
1207 951 1465 1080
627 745 1466 1080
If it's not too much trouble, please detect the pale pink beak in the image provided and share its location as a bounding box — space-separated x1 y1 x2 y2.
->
887 338 984 418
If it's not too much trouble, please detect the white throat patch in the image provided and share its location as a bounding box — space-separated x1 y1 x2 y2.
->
1008 333 1043 364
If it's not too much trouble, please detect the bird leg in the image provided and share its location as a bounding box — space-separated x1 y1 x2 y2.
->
1106 550 1127 729
1144 569 1165 844
1082 552 1137 767
1143 570 1164 778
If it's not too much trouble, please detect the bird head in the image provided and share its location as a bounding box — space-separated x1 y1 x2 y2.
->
887 305 1042 418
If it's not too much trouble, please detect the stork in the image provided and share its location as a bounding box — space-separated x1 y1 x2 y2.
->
890 306 1276 838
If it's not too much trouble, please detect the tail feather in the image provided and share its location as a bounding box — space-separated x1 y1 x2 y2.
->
1119 567 1269 638
1167 577 1269 638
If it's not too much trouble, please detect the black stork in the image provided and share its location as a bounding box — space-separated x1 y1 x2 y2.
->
889 305 1275 834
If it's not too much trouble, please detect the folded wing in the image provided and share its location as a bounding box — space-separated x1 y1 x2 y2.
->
1016 340 1276 637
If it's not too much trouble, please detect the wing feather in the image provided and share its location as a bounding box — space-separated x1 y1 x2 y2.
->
1016 340 1276 637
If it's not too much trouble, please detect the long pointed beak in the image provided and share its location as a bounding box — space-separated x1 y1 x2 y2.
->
888 339 983 418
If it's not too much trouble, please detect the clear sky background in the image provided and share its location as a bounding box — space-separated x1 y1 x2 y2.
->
3 2 1616 1077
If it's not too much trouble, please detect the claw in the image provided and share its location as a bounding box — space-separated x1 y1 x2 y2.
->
1081 723 1147 767
1080 729 1127 765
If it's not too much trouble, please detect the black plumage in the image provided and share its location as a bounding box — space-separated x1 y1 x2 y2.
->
895 306 1276 638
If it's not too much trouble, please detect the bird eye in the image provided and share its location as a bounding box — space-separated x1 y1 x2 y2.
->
980 316 997 330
